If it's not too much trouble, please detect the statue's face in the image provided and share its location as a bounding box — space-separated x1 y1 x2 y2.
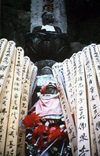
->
45 85 57 94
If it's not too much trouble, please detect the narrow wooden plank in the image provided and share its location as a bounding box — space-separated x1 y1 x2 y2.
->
0 38 8 61
90 44 100 86
0 50 16 156
83 46 100 155
88 44 100 155
5 47 24 156
52 63 77 156
22 56 30 86
76 52 91 156
17 57 31 156
17 60 37 156
63 59 75 115
88 103 97 156
0 40 15 94
29 62 37 94
97 44 100 55
28 62 37 109
70 54 77 125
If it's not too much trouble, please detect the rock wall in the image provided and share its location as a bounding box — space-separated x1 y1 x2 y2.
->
0 6 30 48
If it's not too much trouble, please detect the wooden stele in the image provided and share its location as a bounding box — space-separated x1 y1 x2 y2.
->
0 38 8 61
52 63 77 156
63 59 76 119
17 59 38 156
76 52 91 156
0 50 16 156
90 44 100 86
70 54 77 124
17 58 31 156
5 47 24 156
0 40 15 94
83 46 100 155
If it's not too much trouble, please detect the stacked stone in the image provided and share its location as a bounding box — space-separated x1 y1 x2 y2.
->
0 38 37 156
52 44 100 156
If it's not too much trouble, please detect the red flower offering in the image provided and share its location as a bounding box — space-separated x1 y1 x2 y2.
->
22 113 42 128
32 125 47 137
47 127 61 142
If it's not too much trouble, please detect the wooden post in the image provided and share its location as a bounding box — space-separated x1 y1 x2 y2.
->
5 47 24 156
83 46 100 155
52 63 77 156
0 49 16 156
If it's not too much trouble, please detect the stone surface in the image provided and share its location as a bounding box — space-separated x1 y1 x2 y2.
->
30 0 43 32
0 6 30 48
30 0 67 33
53 0 67 33
24 31 70 62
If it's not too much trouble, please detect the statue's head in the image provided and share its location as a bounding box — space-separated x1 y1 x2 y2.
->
40 66 53 75
40 82 59 94
42 11 54 25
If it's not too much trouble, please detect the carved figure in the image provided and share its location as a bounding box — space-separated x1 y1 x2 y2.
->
22 82 71 155
25 12 70 62
29 82 63 117
33 11 61 33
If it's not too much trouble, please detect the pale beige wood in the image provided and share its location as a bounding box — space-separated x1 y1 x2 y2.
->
97 44 100 55
76 52 91 156
29 63 37 95
88 44 100 156
88 105 97 156
0 41 15 94
90 44 100 86
28 62 35 108
0 38 8 61
70 54 77 125
22 56 30 86
63 59 75 115
5 47 24 156
83 46 100 155
52 44 100 156
17 57 30 156
52 63 77 156
0 50 16 156
17 61 37 156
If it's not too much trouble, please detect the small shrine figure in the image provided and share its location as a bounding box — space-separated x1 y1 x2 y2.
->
29 81 63 117
25 11 69 62
32 11 62 33
22 82 72 156
41 11 61 33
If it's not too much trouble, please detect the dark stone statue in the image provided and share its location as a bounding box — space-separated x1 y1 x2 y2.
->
25 12 71 62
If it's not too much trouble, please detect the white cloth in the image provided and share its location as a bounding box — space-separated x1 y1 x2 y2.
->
41 25 55 32
33 94 62 116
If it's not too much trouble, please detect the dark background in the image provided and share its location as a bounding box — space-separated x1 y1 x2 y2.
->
65 0 100 44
